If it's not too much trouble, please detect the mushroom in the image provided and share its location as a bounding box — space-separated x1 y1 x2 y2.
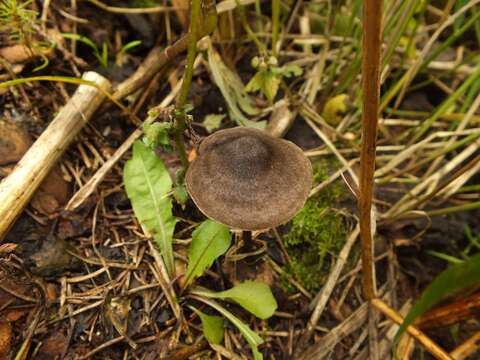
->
185 127 313 230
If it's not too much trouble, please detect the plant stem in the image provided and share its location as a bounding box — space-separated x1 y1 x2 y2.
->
173 0 216 169
237 0 267 55
271 0 280 56
177 2 201 108
174 0 205 169
427 201 480 217
254 0 263 33
359 0 382 300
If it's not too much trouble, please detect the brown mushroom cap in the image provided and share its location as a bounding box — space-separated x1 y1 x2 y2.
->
185 127 313 230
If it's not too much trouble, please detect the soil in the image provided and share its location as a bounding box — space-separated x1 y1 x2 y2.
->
1 1 479 359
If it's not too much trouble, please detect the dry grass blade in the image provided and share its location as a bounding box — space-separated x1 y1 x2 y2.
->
393 0 480 108
359 0 382 300
0 72 111 240
295 225 360 354
450 331 480 360
371 299 453 360
297 303 369 360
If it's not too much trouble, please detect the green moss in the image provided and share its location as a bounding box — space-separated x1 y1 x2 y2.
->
282 161 347 293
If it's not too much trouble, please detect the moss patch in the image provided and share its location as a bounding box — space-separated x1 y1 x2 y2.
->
282 161 347 292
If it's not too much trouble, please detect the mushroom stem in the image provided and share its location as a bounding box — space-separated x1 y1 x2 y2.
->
241 230 255 253
243 230 252 243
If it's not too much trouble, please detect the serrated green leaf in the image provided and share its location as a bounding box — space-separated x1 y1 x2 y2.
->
143 122 172 151
245 72 263 93
190 306 224 344
245 70 281 101
283 64 303 77
194 281 277 320
395 253 480 343
184 220 231 287
123 140 177 275
193 295 264 360
203 114 226 133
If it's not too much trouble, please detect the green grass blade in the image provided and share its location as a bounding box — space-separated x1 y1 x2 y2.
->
411 66 480 143
395 253 480 343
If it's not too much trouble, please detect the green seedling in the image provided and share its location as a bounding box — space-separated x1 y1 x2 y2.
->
123 137 279 359
395 253 480 352
0 0 52 71
62 33 141 68
0 0 37 45
245 55 302 101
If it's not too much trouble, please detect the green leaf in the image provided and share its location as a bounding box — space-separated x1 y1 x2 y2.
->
193 295 264 360
173 183 188 206
123 140 177 275
206 39 266 129
143 122 172 151
119 40 142 55
194 281 277 319
245 70 281 101
282 64 303 77
61 33 99 53
427 250 464 265
184 220 231 287
262 71 280 101
322 94 349 126
190 306 224 344
395 253 480 342
245 71 263 93
203 114 226 133
100 42 109 68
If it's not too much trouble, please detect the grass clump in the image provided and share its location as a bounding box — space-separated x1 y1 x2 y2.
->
283 162 346 292
0 0 38 46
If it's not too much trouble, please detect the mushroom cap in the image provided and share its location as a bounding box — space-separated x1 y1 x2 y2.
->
185 127 313 230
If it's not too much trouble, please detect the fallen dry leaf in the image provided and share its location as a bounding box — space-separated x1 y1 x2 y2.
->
0 118 32 166
0 118 69 214
5 309 28 322
30 236 77 276
0 44 52 64
36 332 68 359
0 243 17 254
0 319 12 359
45 283 57 303
31 165 69 214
